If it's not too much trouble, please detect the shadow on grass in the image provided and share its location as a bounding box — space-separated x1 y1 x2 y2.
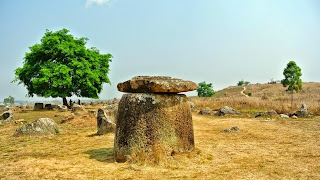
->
84 148 115 163
86 133 99 137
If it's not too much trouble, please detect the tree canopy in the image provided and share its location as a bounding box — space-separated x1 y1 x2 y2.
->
281 61 302 92
13 28 112 104
3 96 14 105
237 80 250 86
197 82 215 97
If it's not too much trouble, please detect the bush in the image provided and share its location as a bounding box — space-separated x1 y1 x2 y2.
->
237 80 250 86
248 92 252 97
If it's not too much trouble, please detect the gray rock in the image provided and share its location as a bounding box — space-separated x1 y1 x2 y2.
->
44 104 53 110
222 129 231 133
97 108 116 135
14 118 60 136
295 104 308 118
198 107 213 115
215 106 241 116
255 110 278 118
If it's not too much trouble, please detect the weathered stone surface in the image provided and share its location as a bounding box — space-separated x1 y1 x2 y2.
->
189 102 195 109
58 105 68 112
295 104 308 118
215 106 241 116
72 104 86 112
255 110 278 118
117 76 197 93
0 110 13 122
97 108 116 135
114 93 194 162
34 103 44 111
291 115 298 119
198 107 213 115
14 118 59 136
103 104 118 124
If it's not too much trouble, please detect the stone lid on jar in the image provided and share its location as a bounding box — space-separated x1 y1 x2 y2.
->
117 76 197 93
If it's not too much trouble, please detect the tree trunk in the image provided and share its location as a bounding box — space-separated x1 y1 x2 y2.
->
291 91 294 108
63 97 70 108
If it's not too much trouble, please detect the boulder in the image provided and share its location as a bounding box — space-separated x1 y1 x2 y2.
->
198 107 213 115
72 104 86 112
33 103 44 111
58 105 68 112
14 118 60 136
114 93 194 162
295 104 308 118
0 110 13 122
97 108 116 135
215 106 241 116
117 76 197 93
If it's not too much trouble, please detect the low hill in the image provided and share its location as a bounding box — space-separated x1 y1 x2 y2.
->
191 82 320 115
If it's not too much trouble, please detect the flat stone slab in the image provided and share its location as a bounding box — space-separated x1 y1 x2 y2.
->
117 76 197 93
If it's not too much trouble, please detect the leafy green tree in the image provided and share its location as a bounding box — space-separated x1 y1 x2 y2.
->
197 82 215 97
281 61 302 105
3 96 14 105
237 80 250 86
13 29 112 107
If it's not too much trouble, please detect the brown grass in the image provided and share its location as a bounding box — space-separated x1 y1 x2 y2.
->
1 110 320 179
191 82 320 115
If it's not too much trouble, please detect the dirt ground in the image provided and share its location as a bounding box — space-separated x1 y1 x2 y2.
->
1 110 320 179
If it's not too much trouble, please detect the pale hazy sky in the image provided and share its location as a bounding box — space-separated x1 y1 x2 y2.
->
0 0 319 101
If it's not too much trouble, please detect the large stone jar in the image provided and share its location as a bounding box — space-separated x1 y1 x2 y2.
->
114 76 197 162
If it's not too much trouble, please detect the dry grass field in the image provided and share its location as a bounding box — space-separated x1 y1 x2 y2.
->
191 82 320 115
1 109 320 179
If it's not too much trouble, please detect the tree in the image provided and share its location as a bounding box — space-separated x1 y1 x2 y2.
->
197 82 215 97
281 61 302 105
237 80 250 86
3 96 14 105
13 29 112 108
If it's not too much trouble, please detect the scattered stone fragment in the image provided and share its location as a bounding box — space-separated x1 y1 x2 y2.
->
14 118 60 136
117 76 197 93
61 113 75 123
291 115 298 119
198 107 213 115
230 126 239 131
279 114 289 118
88 110 96 116
215 106 241 116
34 103 44 111
97 108 116 135
295 104 308 118
222 129 231 133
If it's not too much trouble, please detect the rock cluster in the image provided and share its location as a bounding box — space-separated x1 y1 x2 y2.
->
295 104 308 118
114 76 196 163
